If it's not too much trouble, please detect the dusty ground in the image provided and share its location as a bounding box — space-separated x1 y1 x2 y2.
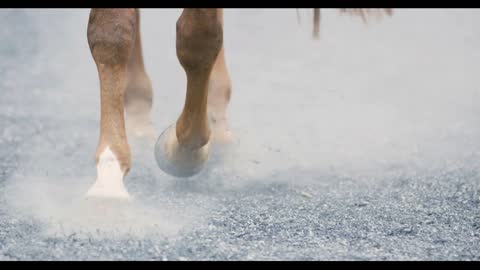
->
0 9 479 260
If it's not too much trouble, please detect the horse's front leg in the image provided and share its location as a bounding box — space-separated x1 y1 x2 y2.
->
155 8 223 177
86 8 138 199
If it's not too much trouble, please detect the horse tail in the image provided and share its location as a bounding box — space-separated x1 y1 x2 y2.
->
308 8 394 39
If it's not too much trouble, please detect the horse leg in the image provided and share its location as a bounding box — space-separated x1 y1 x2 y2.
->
154 8 223 177
207 9 233 143
85 8 138 199
208 46 233 143
125 9 155 140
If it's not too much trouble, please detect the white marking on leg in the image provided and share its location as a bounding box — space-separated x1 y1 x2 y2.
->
86 147 131 200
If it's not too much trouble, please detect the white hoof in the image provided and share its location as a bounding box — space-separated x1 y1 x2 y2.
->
154 124 210 178
85 147 132 200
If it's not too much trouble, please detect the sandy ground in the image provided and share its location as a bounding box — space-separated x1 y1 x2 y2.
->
0 9 479 260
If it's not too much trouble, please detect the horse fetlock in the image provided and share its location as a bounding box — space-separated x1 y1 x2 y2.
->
95 143 131 175
175 119 211 150
87 146 131 200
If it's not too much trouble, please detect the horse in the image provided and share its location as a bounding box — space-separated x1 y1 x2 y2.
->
85 8 393 200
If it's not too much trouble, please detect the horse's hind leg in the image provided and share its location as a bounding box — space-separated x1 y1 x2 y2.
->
207 9 233 143
125 9 155 140
208 44 233 143
86 8 138 199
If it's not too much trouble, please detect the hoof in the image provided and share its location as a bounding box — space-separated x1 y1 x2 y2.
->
154 124 210 178
85 180 132 201
85 147 132 200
